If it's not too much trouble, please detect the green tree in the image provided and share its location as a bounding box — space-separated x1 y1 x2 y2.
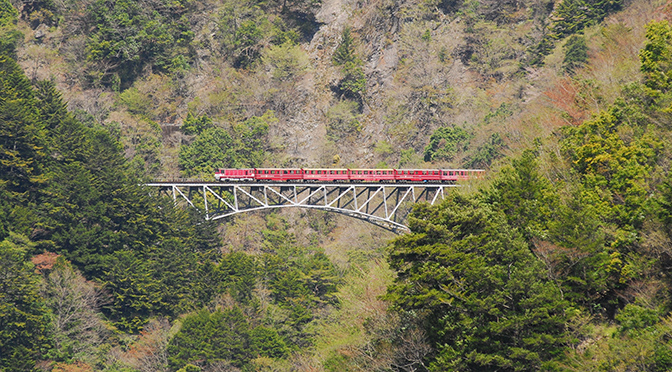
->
179 112 272 177
262 42 310 81
563 35 588 73
216 251 258 304
232 111 273 166
464 133 506 168
423 126 472 162
483 150 557 238
249 326 289 359
333 28 366 99
0 55 47 198
0 0 18 27
551 0 623 40
167 307 254 370
181 112 213 136
179 127 235 177
640 20 672 110
386 194 569 371
0 233 51 371
560 100 661 236
102 250 163 332
86 0 194 87
333 27 357 65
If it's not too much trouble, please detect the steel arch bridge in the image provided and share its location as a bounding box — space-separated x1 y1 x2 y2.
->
145 182 460 232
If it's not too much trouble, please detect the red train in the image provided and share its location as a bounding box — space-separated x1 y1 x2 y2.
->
215 168 484 183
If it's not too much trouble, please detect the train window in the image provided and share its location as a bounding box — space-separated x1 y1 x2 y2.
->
364 171 368 175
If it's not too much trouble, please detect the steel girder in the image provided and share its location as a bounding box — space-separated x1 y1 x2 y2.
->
145 182 458 232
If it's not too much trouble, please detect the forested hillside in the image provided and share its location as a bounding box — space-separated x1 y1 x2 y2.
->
4 0 672 371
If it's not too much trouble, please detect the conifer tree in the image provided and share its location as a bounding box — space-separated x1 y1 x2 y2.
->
0 233 51 371
386 194 569 371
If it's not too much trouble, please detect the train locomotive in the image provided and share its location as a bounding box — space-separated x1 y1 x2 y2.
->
215 168 484 183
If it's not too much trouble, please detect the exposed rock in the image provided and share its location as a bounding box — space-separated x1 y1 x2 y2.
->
34 23 48 39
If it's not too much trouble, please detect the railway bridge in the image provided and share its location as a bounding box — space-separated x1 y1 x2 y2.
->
145 181 464 232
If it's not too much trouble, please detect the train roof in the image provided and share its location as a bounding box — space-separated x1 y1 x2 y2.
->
255 167 303 170
303 168 349 170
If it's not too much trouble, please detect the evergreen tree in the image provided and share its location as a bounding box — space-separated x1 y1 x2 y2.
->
386 194 569 371
0 233 51 371
483 150 557 239
216 251 258 304
168 307 256 370
332 28 366 99
563 35 588 73
0 55 47 198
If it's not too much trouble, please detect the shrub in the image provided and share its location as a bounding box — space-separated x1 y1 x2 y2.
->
326 100 362 141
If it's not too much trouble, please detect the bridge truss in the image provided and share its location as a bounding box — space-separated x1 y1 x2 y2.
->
145 182 459 232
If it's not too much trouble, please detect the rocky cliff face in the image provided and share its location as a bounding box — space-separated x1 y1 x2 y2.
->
12 0 644 174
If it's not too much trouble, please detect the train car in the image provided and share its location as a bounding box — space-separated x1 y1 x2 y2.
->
349 169 396 182
214 168 485 183
254 168 303 182
394 169 442 182
442 169 483 182
215 168 255 181
303 168 349 182
440 169 462 182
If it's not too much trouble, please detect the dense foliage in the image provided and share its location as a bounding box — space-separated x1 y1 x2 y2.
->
387 195 569 371
4 0 672 371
